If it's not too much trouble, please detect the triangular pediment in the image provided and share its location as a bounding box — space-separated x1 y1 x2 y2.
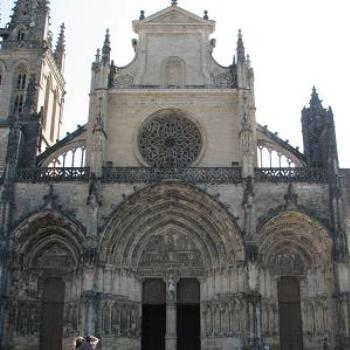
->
144 6 208 24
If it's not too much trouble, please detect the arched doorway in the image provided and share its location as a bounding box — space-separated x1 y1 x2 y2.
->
142 279 166 350
278 277 303 350
177 279 200 350
39 278 65 350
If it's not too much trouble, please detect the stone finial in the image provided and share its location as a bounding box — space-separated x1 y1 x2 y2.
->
171 0 178 6
102 29 111 64
237 30 245 61
309 86 324 111
54 23 65 71
203 10 209 20
237 29 246 63
95 48 101 63
139 10 145 20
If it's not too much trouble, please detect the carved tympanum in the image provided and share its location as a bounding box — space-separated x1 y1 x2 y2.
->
138 231 203 273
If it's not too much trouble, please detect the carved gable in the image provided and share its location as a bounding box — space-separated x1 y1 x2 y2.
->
133 6 215 34
146 8 204 24
148 11 202 23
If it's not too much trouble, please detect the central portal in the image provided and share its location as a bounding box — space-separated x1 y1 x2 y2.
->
177 279 201 350
142 279 166 350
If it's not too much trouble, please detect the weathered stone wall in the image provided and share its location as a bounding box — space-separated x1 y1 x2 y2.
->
0 125 9 172
106 90 242 168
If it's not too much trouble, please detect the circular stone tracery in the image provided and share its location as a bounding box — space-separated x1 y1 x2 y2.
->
138 110 202 168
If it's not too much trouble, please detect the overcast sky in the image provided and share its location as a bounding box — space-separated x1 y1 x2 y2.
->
2 0 350 166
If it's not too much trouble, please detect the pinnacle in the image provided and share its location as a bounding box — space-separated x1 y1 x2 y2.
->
102 29 111 64
55 23 65 51
237 29 246 63
309 86 324 110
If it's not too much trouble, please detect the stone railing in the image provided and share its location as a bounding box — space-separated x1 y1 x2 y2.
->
102 167 243 184
255 167 328 183
16 167 90 182
112 84 236 90
13 166 328 184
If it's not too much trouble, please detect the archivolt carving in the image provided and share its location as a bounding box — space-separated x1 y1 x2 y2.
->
99 182 244 271
10 210 85 270
259 210 332 273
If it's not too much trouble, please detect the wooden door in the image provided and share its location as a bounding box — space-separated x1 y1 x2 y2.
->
39 278 65 350
278 277 303 350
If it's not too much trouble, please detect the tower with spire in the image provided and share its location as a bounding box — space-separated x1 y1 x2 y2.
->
0 0 66 169
302 87 338 168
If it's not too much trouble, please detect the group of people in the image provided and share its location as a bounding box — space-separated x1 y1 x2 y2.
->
74 335 99 349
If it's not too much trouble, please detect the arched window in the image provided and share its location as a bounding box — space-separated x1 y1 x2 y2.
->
15 26 26 41
12 64 28 114
13 94 24 114
43 75 52 129
50 89 58 141
17 30 25 41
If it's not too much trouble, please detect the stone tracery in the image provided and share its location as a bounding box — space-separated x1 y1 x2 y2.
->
138 110 202 168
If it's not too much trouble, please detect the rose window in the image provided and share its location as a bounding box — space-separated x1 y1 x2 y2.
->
138 110 202 168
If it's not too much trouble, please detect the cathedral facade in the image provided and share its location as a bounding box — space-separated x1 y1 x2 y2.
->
0 1 350 350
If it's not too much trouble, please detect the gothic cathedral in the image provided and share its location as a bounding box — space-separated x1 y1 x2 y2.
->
0 1 350 350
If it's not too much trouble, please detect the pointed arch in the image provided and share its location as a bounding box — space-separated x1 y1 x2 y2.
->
43 74 53 129
99 182 245 271
10 209 86 270
13 25 27 41
258 210 332 273
12 61 29 114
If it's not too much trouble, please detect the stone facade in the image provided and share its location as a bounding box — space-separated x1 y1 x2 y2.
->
0 2 350 350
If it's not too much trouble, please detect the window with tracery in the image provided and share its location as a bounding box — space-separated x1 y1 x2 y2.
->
43 76 52 129
138 110 202 168
50 90 58 141
13 64 28 114
13 94 24 114
17 30 25 41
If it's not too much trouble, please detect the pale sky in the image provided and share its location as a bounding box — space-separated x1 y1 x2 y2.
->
2 0 350 166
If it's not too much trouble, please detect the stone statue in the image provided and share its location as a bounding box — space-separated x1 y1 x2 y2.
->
168 277 176 299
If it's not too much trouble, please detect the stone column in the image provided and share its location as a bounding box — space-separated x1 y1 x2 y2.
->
246 292 262 349
165 277 177 350
82 290 98 336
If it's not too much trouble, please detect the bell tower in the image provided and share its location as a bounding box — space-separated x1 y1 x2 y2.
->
0 0 66 161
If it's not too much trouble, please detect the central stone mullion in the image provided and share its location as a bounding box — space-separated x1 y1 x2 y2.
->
165 277 177 350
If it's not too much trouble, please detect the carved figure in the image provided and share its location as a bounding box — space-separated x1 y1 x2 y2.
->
168 277 176 300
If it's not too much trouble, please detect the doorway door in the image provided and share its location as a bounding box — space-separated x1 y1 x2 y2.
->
142 279 166 350
278 276 303 350
39 278 65 350
177 279 200 350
